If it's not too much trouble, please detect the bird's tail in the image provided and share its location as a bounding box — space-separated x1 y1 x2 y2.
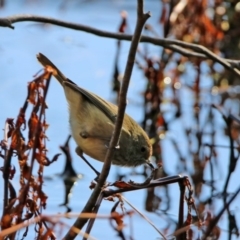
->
36 53 67 85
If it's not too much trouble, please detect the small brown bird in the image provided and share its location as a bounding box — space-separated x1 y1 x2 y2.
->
37 53 152 167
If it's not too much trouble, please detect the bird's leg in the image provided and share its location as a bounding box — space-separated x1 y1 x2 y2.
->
75 146 100 177
147 162 155 170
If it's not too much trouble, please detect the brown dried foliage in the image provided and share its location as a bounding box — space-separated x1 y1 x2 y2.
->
0 69 60 239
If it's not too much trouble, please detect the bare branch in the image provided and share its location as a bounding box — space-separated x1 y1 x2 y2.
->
0 15 240 75
63 1 150 239
121 195 167 239
203 185 240 239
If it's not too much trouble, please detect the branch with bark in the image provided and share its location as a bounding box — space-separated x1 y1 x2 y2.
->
63 1 150 239
0 14 240 75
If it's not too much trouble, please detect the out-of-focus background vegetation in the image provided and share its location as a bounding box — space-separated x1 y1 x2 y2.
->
1 0 240 239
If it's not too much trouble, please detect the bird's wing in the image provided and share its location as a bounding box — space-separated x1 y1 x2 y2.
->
64 81 118 123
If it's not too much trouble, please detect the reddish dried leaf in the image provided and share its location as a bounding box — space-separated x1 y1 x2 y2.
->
26 199 37 212
230 121 240 140
10 129 20 150
1 214 13 229
39 189 48 208
185 212 192 226
27 81 37 105
111 212 124 231
28 112 39 139
27 139 34 149
157 115 165 127
38 175 44 184
111 181 133 189
6 118 15 138
35 152 46 165
160 4 167 24
16 109 26 129
23 212 34 221
201 15 223 40
119 11 127 33
8 165 16 180
22 164 31 180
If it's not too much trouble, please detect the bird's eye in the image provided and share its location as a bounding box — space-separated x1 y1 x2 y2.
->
80 131 88 139
141 147 146 152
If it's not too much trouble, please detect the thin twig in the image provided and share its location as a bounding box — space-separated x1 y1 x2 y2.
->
0 15 240 72
203 185 240 239
121 195 167 240
103 175 186 196
0 213 103 240
83 193 104 240
1 211 145 238
2 119 11 214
